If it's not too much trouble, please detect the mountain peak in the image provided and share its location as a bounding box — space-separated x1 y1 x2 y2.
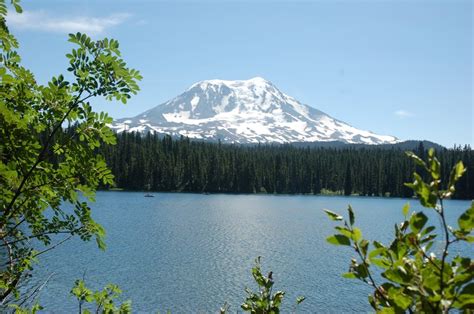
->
247 76 271 84
190 77 274 90
112 79 400 145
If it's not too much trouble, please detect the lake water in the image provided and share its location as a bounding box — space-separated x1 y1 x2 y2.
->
34 192 471 313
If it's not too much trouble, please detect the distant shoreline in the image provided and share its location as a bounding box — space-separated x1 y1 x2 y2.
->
98 188 473 201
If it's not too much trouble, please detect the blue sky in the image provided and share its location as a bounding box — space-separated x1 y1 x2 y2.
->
8 0 473 147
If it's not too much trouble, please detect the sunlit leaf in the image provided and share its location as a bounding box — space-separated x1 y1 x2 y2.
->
324 209 343 221
327 234 351 246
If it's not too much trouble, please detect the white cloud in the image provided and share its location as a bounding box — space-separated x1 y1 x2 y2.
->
7 10 130 35
394 109 414 118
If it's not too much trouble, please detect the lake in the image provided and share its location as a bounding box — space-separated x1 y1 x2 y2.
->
34 192 471 312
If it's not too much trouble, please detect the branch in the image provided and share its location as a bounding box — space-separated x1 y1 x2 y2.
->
17 272 55 308
20 175 78 195
1 234 74 268
1 91 96 227
0 228 82 247
353 241 390 306
414 242 442 272
0 215 26 241
437 198 452 312
0 273 20 305
1 231 14 272
31 234 73 259
346 221 391 308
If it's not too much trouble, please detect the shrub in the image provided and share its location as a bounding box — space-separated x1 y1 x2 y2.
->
325 149 473 312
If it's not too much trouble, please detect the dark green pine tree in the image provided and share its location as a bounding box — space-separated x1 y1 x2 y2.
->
344 162 352 196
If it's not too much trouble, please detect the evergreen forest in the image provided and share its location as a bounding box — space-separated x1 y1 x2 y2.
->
97 132 473 199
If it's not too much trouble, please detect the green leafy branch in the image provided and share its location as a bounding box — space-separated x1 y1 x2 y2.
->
70 279 131 314
236 256 305 314
325 149 473 313
0 0 141 305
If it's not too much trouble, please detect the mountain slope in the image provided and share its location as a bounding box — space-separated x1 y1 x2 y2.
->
111 77 399 145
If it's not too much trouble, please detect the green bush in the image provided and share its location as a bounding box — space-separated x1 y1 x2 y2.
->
238 256 304 314
325 149 473 312
70 279 131 314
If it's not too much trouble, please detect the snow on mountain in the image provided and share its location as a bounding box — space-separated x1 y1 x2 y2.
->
111 77 399 145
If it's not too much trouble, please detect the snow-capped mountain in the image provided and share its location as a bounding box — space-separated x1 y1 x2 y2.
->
111 77 399 145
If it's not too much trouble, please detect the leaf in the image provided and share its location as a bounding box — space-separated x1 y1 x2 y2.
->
405 173 437 208
383 268 410 284
458 202 474 232
402 203 410 217
368 247 386 259
405 151 427 169
342 272 357 279
335 226 353 238
388 287 412 309
323 209 343 221
96 236 106 251
410 212 428 233
453 283 474 309
356 263 369 279
348 205 355 225
368 295 377 311
373 241 385 249
13 3 22 13
296 296 305 304
326 234 351 246
241 303 251 311
421 225 436 236
359 239 369 256
453 161 466 182
448 161 466 193
352 227 362 242
371 258 390 269
427 149 441 180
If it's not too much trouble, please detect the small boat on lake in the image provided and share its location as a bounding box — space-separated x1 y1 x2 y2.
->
144 183 154 197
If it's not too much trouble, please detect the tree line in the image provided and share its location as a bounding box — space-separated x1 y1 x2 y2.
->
97 132 473 199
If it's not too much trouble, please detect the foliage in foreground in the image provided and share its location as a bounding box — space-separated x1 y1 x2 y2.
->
70 279 131 314
69 257 302 314
0 0 141 307
325 149 474 313
238 257 305 313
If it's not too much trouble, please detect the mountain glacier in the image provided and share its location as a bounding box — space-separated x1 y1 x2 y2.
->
111 77 399 145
